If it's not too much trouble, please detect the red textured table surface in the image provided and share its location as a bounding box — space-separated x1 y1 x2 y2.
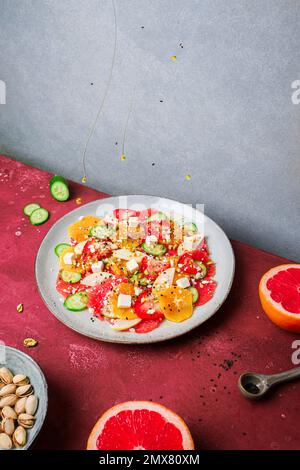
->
0 154 299 451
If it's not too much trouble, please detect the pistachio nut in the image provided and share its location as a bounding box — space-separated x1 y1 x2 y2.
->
17 413 35 429
0 432 13 450
16 384 33 398
0 383 17 397
0 394 18 408
1 405 17 420
14 396 27 415
13 374 29 386
13 426 27 448
0 367 14 385
1 417 15 436
25 395 38 416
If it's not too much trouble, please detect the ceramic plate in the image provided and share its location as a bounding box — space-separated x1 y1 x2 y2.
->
0 345 48 450
35 195 234 344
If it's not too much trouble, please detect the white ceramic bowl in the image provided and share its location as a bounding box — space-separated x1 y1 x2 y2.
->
36 195 235 344
0 345 48 450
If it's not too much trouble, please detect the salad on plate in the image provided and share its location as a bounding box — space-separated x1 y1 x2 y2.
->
55 208 216 334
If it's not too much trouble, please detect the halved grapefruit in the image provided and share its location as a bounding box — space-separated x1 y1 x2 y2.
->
87 401 194 450
259 264 300 333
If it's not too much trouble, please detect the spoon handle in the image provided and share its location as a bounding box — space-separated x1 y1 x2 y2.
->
267 367 300 387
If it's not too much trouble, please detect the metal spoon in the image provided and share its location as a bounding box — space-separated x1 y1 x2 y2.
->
238 367 300 400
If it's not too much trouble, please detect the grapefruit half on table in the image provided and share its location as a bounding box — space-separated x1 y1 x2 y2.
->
259 264 300 333
87 401 194 450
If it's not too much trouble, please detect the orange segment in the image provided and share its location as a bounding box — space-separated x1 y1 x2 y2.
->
110 283 138 320
259 264 300 333
68 215 101 243
59 247 81 272
158 286 193 323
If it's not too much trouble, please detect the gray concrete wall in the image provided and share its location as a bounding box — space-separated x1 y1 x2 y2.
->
0 0 299 260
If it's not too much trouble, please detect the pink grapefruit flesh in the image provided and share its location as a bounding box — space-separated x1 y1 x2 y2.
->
87 401 195 450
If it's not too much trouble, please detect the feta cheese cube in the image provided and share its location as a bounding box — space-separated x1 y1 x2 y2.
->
126 258 139 273
128 216 139 228
183 236 194 252
176 277 190 289
74 240 86 255
104 214 118 228
63 252 74 265
117 294 132 308
134 287 143 296
145 235 158 246
91 261 104 273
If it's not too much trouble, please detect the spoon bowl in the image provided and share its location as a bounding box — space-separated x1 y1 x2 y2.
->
238 366 300 400
238 372 269 399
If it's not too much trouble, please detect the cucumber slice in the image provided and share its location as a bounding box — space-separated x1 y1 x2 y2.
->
30 208 49 226
184 222 198 234
195 261 207 278
23 203 40 217
50 175 70 202
142 243 167 256
90 225 114 239
64 292 88 311
61 270 82 283
147 211 168 223
139 277 150 286
188 286 199 303
55 243 71 257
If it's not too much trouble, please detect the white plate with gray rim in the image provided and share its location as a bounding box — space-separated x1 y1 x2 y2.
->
35 195 235 344
0 345 48 450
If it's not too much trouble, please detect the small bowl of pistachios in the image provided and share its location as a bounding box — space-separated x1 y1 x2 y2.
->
0 346 48 450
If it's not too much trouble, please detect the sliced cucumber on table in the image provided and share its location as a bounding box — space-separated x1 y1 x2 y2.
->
142 243 167 256
23 203 40 216
64 292 88 311
54 243 71 257
50 175 70 202
188 286 199 303
61 270 82 283
30 208 49 226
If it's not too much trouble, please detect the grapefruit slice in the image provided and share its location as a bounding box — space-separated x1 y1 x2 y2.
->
87 401 194 450
259 264 300 333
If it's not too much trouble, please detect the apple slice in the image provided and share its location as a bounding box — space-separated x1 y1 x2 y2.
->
74 240 87 255
112 248 134 261
81 272 111 287
153 268 175 292
110 318 142 331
